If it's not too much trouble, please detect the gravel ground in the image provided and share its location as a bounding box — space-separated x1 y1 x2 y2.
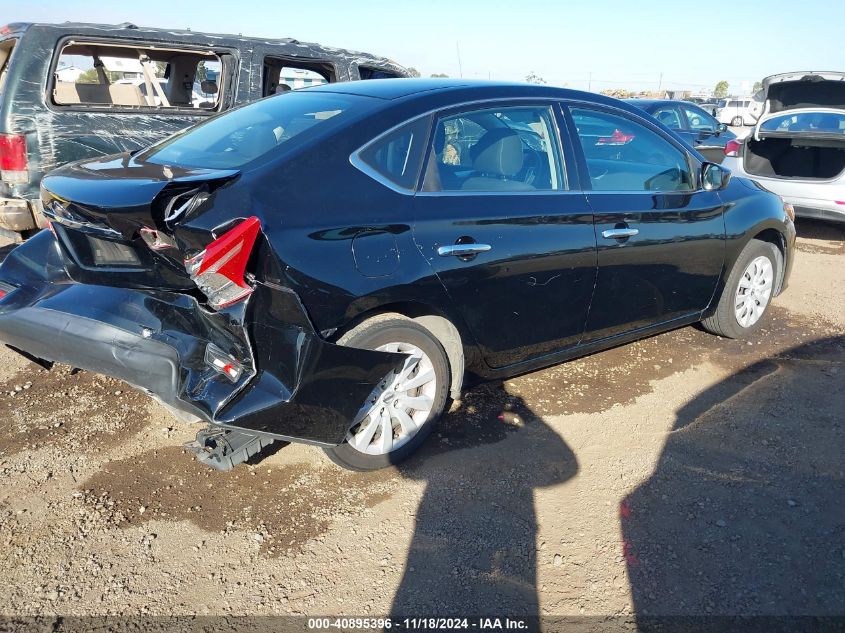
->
0 219 843 620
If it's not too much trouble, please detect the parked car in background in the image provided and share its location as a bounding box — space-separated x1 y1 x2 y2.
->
715 97 760 126
0 21 408 240
685 97 719 115
626 99 737 163
0 80 795 471
722 71 845 223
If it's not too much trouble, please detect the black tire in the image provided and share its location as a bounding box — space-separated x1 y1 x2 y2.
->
701 239 781 339
322 317 450 471
731 116 743 127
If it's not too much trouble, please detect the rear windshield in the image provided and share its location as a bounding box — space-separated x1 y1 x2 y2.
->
140 91 372 169
760 112 845 135
0 38 17 97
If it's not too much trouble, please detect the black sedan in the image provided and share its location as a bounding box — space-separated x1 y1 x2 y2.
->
626 99 737 163
0 80 795 471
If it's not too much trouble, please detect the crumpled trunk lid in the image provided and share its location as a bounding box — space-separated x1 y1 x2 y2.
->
41 152 239 290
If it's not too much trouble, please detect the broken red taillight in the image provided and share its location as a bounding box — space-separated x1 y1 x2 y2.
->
0 134 28 184
724 139 742 158
184 216 261 310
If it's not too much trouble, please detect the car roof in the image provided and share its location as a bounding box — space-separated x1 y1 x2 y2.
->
308 77 629 105
625 99 699 109
2 21 404 68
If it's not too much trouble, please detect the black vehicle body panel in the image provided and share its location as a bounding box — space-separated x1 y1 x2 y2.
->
0 81 795 447
0 21 408 235
0 231 404 445
626 99 737 163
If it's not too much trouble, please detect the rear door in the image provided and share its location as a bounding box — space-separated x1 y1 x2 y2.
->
412 101 597 368
564 103 725 343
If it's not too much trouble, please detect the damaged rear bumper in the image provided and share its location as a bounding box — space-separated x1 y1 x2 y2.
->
0 231 404 446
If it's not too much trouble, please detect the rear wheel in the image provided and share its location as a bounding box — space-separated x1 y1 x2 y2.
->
701 239 780 339
731 116 744 127
323 318 450 471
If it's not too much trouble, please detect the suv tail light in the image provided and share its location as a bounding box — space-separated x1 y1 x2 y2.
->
724 139 742 157
184 216 261 310
0 134 28 184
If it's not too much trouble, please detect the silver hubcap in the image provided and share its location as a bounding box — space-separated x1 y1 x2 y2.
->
346 342 437 455
735 255 773 328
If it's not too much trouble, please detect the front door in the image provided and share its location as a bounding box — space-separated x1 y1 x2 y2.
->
413 103 597 368
566 105 725 343
680 104 728 163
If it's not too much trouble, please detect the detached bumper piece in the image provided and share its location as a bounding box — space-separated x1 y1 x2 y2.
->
184 427 275 471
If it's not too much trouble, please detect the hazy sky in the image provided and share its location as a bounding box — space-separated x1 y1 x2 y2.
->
7 0 843 94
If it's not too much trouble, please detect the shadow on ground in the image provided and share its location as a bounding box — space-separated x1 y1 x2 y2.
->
390 383 579 616
622 335 845 619
794 218 845 255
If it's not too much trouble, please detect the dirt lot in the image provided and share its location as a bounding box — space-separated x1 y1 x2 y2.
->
0 220 843 621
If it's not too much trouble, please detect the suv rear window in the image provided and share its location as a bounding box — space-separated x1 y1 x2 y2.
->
358 67 402 80
52 41 225 111
262 57 334 97
140 91 372 169
0 38 16 96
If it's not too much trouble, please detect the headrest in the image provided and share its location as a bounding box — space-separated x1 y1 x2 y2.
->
471 128 523 177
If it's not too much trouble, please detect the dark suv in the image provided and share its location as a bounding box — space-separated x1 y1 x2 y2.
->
0 21 407 240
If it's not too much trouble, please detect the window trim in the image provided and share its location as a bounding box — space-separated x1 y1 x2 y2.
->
560 100 702 194
417 100 570 197
351 98 582 196
350 112 434 194
262 55 336 97
45 35 239 116
680 104 718 133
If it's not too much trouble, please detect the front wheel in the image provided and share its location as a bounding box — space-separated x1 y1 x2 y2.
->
701 239 780 339
323 317 450 471
731 116 744 127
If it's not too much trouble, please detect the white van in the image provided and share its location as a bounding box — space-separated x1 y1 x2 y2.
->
715 97 760 126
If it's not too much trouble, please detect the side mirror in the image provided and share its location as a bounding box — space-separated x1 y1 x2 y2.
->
717 123 728 134
702 162 731 191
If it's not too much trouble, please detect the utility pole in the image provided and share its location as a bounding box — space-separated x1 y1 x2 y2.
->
658 72 663 93
588 71 592 92
456 42 463 79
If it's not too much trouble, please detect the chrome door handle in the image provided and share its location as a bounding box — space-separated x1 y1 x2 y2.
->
437 244 492 257
601 228 639 239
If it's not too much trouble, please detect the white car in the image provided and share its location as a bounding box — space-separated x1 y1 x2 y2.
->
722 71 845 223
714 97 761 126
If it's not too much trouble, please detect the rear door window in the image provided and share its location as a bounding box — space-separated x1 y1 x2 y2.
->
570 107 693 192
262 57 334 96
423 105 564 192
358 66 402 80
0 38 17 96
52 41 228 111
